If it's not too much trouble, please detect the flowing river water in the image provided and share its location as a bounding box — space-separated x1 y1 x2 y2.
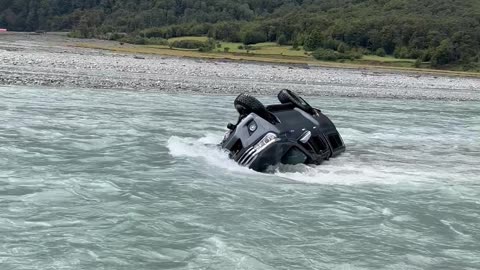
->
1 86 479 269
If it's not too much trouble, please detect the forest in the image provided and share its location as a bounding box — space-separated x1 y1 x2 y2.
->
1 0 479 69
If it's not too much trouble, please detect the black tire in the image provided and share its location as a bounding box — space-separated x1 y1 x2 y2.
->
234 93 266 115
277 89 315 114
234 94 276 122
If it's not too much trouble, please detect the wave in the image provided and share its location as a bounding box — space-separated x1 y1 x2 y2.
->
166 134 423 185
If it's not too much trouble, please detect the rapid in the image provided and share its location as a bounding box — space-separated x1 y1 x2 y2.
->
1 86 479 269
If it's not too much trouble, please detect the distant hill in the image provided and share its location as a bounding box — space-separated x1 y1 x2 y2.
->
1 0 479 69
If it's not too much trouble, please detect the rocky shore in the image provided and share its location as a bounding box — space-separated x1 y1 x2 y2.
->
1 33 479 100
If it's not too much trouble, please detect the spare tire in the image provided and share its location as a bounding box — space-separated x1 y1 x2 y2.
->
277 89 315 114
234 94 277 123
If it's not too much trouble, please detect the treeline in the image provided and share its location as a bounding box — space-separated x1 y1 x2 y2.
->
1 0 479 69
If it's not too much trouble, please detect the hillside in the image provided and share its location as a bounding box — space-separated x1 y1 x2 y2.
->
1 0 479 70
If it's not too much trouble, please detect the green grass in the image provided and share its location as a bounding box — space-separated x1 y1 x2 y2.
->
167 36 209 42
356 55 422 68
166 37 307 57
215 41 308 57
361 55 415 63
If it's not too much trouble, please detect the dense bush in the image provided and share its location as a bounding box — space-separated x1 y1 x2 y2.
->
242 30 267 45
394 47 410 59
312 49 338 61
375 48 386 57
102 32 126 41
199 39 217 52
303 31 323 51
211 22 241 42
430 39 454 67
118 36 146 45
313 48 363 61
170 40 206 49
141 28 165 38
145 38 169 45
337 43 348 53
277 34 288 45
168 38 216 51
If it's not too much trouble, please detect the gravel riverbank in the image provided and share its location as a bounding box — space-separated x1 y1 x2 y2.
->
1 33 479 100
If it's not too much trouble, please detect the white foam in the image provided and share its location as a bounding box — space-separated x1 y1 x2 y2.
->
166 133 470 186
167 134 254 174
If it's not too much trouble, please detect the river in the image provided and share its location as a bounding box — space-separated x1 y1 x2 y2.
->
1 86 479 269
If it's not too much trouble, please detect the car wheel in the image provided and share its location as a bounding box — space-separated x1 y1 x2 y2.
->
277 89 315 114
234 94 276 123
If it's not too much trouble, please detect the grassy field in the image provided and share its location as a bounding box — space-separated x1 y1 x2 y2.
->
75 36 480 78
165 37 308 57
167 36 209 42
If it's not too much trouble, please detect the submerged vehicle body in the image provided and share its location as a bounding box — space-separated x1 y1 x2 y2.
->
220 90 345 172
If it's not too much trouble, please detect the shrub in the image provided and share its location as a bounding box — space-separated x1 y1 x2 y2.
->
393 46 410 59
375 48 386 57
353 47 370 56
119 36 146 45
345 51 363 60
323 38 339 50
170 39 206 49
414 58 422 68
277 34 288 45
242 30 267 45
430 39 454 67
409 49 423 59
145 38 168 45
141 28 165 38
313 48 362 61
198 38 217 52
243 45 256 50
312 48 338 61
198 46 211 52
421 49 433 62
212 22 241 42
337 43 348 53
107 32 126 41
224 47 230 52
238 45 244 49
292 39 299 50
67 31 83 38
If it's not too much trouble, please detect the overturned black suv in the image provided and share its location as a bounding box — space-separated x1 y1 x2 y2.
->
220 89 345 172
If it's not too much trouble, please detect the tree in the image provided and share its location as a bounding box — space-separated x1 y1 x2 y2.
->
292 39 300 50
337 43 348 53
375 48 386 57
242 30 267 45
213 22 241 42
277 34 287 45
431 39 454 67
393 46 410 59
303 30 322 51
25 0 39 31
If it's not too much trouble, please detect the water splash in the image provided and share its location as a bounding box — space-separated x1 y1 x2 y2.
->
166 134 422 185
167 134 253 174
